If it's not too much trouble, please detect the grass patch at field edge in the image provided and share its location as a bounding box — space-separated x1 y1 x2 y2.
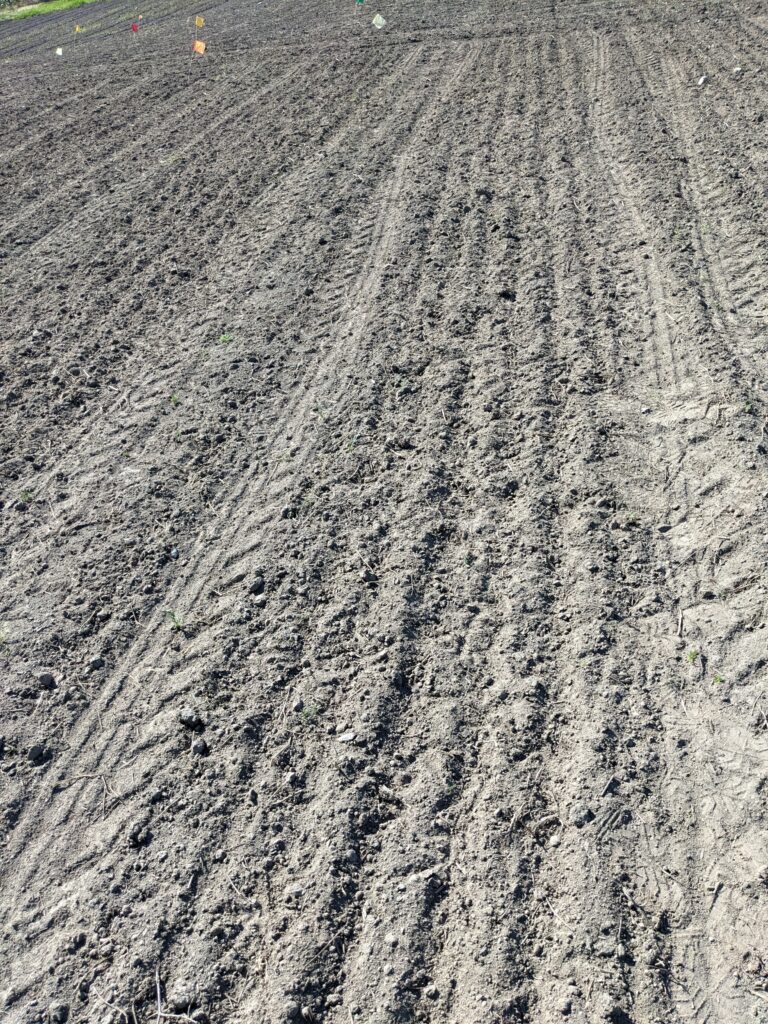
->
1 0 103 21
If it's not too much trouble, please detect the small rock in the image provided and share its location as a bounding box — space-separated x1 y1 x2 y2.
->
424 985 439 1000
49 1004 69 1023
38 672 56 690
28 744 48 765
384 931 398 947
89 656 105 671
168 978 197 1012
558 997 572 1016
179 707 204 731
127 819 151 848
337 730 356 743
249 576 265 595
283 1001 300 1021
170 548 179 560
96 608 111 622
571 805 593 830
191 737 208 756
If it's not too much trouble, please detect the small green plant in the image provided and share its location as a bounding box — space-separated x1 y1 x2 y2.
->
687 650 700 664
17 489 34 505
165 610 184 631
713 674 725 685
743 401 754 414
299 704 320 727
218 333 234 345
169 393 181 408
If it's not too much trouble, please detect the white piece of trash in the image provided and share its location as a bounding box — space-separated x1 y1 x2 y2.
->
372 13 386 28
697 74 708 86
55 47 63 56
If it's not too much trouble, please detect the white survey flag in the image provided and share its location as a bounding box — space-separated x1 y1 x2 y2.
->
372 13 386 28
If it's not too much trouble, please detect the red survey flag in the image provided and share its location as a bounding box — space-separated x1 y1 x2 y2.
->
131 21 139 32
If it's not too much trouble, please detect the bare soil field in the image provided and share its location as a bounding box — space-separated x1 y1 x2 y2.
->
2 0 768 1021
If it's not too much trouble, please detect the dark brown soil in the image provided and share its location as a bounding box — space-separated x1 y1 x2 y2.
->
2 1 768 1022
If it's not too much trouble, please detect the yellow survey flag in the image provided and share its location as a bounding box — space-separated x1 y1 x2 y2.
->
195 15 204 28
74 24 82 32
193 39 206 54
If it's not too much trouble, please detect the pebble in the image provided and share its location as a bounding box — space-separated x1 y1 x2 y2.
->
96 609 111 622
384 931 398 947
49 1005 69 1023
337 730 357 743
283 1002 300 1021
38 672 56 690
191 737 208 756
179 707 204 731
570 804 594 828
170 548 179 560
168 978 197 1011
89 656 105 671
250 576 265 595
28 744 47 765
424 985 439 1000
558 997 572 1016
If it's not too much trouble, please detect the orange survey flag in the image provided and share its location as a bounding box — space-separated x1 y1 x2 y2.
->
193 39 206 54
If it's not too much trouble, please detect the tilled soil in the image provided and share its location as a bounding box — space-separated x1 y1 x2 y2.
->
2 1 768 1022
